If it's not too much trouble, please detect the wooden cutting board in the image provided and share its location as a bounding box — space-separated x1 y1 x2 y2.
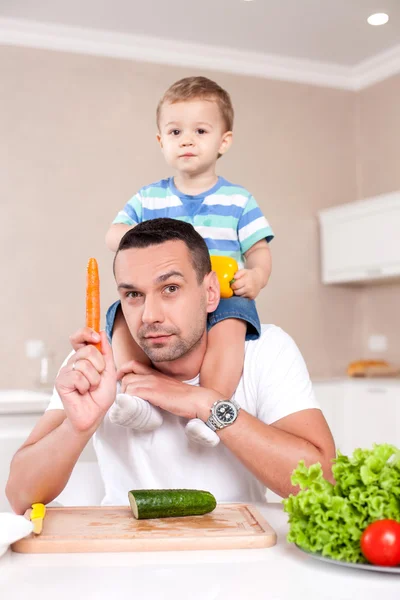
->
12 503 277 553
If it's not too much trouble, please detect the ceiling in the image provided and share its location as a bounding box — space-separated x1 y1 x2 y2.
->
1 0 400 67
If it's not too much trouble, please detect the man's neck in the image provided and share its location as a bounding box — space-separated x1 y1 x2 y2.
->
174 170 218 197
152 333 207 381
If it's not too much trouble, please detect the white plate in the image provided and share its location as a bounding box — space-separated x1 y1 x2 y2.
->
295 544 400 574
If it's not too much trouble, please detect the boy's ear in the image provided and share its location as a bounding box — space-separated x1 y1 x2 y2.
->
218 131 233 156
156 133 163 149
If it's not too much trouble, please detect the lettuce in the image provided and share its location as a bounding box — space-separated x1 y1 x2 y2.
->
283 444 400 563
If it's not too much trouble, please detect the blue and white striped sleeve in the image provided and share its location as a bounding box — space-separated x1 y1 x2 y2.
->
238 195 274 255
112 192 143 226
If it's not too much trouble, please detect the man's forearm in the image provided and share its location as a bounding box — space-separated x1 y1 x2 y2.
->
200 408 334 498
6 417 94 514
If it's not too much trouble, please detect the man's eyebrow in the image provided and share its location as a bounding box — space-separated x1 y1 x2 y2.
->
117 271 185 291
155 270 185 283
117 282 136 291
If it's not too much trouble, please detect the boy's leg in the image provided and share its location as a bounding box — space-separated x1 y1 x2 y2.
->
105 302 163 431
185 319 246 447
185 297 260 447
201 318 247 399
111 305 151 369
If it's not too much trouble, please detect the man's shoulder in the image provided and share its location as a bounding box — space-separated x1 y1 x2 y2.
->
245 324 299 361
249 324 295 347
243 325 312 398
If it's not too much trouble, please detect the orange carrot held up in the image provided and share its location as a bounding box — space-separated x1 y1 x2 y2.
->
86 257 101 351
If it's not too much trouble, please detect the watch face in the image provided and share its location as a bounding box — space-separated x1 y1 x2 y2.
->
215 402 236 424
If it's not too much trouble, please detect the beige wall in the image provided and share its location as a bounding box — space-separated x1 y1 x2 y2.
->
0 45 364 388
356 74 400 363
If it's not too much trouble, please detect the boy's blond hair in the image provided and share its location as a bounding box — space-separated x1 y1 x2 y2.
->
156 76 234 132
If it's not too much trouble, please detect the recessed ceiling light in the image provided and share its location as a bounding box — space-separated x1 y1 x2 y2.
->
367 13 389 26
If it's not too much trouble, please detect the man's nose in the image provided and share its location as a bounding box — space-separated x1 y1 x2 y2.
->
141 295 164 324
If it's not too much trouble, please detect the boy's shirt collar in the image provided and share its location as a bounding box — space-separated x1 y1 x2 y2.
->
168 176 225 200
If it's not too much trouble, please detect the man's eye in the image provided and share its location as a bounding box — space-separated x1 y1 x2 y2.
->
164 285 179 294
126 291 141 298
196 128 206 134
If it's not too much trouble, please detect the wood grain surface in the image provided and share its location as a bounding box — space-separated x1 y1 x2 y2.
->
12 503 277 553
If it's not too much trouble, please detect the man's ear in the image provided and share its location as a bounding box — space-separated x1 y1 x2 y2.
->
156 132 163 149
218 131 233 157
204 271 220 314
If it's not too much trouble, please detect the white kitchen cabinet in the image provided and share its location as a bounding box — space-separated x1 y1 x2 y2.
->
318 191 400 284
313 379 400 456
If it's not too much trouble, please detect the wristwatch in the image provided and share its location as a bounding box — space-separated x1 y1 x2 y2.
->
205 398 241 432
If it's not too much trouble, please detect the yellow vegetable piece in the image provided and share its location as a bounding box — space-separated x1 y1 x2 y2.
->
30 503 46 535
210 256 238 298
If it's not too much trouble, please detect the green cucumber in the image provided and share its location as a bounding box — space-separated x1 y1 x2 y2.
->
128 488 217 520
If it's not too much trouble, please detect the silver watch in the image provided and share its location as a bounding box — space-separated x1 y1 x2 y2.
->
205 398 241 432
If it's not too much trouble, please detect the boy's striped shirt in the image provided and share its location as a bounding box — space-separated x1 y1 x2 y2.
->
113 176 274 267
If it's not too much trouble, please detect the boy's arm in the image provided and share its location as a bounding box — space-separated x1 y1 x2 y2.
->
105 223 135 252
244 239 272 288
231 240 272 299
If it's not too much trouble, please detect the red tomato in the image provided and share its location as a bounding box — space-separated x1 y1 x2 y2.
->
361 519 400 567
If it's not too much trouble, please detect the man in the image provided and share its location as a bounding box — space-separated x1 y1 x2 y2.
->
6 219 335 514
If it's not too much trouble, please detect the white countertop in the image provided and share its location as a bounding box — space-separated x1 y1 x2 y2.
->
0 389 52 414
1 503 398 600
312 376 400 386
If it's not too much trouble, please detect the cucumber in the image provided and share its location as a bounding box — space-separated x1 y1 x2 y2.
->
128 488 217 520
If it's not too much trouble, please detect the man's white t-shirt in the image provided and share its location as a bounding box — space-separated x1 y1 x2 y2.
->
46 325 319 504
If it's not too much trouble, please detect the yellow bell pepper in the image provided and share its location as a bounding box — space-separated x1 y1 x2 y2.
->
210 256 238 298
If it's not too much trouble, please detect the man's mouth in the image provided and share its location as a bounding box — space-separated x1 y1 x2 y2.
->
144 334 173 341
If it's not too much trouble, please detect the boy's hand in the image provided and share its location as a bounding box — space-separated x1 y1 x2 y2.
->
55 330 117 433
231 267 263 299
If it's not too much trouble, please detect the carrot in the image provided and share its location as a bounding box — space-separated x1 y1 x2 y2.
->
86 257 101 351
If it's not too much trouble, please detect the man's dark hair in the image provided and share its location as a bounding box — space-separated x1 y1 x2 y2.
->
114 218 212 283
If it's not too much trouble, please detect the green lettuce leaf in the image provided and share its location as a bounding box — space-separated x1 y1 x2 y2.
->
283 444 400 563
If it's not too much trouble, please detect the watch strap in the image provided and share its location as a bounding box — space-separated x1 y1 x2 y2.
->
230 397 241 412
205 413 220 432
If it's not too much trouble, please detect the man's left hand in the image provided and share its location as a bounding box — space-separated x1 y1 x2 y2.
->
116 361 221 421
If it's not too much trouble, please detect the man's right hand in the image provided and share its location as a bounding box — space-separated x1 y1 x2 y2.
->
55 329 117 434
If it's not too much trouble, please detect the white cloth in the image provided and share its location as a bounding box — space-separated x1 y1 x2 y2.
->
46 324 320 505
0 513 33 558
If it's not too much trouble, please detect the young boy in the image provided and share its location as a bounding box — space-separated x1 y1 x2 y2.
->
105 76 274 446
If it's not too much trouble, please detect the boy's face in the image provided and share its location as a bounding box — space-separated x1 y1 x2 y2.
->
157 99 232 176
